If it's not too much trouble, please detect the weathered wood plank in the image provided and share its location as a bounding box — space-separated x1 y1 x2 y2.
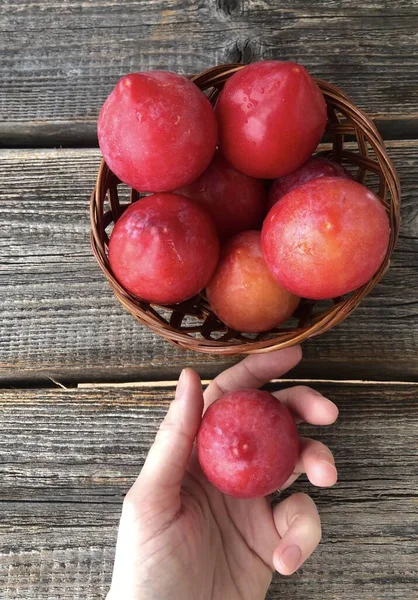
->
1 0 418 144
0 141 417 383
0 382 416 599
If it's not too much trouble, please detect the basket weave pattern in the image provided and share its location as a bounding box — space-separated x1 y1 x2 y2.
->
90 64 401 355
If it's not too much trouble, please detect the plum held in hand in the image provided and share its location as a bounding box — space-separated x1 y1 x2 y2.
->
216 61 327 179
197 389 299 499
98 71 218 192
262 177 390 300
267 156 351 211
109 193 219 304
178 151 267 240
206 231 300 332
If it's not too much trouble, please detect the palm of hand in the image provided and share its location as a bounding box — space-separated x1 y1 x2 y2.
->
128 464 275 600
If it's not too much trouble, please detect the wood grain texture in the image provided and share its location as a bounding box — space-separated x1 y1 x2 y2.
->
1 141 417 384
0 382 416 599
1 0 418 144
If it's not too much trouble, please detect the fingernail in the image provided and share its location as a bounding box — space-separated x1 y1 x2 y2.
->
311 390 334 406
280 544 302 573
176 369 188 398
294 345 303 360
318 451 336 468
310 388 323 397
323 397 338 412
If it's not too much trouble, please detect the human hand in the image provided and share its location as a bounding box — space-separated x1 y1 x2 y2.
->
107 346 338 600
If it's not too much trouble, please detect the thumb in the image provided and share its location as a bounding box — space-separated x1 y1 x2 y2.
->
133 368 203 500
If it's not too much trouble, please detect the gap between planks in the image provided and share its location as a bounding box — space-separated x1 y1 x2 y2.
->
2 117 418 148
77 378 418 389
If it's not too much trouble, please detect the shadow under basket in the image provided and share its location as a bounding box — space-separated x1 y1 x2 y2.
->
90 63 401 356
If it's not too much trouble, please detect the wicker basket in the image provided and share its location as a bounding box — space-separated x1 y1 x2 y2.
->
90 63 401 356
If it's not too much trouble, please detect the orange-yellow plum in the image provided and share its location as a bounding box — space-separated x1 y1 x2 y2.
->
206 230 300 332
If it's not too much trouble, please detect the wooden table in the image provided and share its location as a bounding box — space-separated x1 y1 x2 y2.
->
1 2 417 599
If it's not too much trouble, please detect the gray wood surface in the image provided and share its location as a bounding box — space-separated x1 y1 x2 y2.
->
1 142 417 385
1 1 418 145
0 381 416 600
1 3 418 599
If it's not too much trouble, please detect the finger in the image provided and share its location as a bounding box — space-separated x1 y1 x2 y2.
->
131 368 203 501
273 386 339 425
272 492 321 575
281 437 338 490
204 346 302 408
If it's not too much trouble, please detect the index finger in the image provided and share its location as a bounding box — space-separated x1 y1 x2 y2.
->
204 345 302 408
